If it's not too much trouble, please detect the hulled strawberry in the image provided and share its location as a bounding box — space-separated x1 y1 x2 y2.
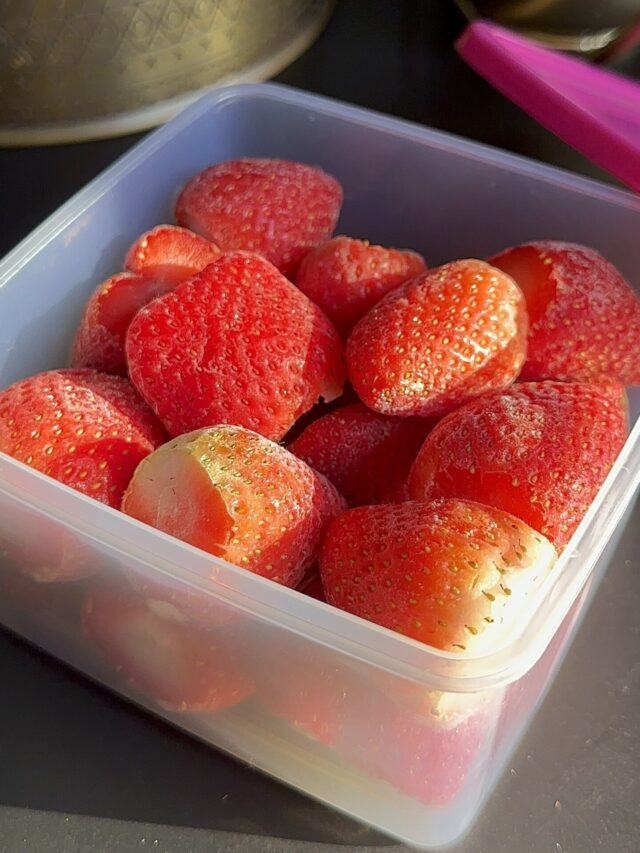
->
70 273 171 375
257 640 487 806
71 228 221 376
0 369 166 508
490 240 640 383
346 259 527 417
83 582 253 713
122 425 346 589
124 224 221 286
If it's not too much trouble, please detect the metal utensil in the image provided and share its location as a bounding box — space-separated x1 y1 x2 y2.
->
0 0 334 146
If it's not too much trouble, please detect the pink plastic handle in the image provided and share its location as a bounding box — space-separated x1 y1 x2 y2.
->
456 21 640 192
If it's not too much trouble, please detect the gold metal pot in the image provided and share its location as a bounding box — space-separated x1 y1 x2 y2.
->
0 0 335 146
456 0 640 55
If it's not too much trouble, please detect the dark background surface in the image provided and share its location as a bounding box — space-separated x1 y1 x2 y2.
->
1 2 639 851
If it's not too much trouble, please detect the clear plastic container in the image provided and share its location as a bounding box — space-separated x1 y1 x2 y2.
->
1 83 640 849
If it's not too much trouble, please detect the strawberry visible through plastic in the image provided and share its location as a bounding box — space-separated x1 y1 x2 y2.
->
257 640 486 806
83 582 253 713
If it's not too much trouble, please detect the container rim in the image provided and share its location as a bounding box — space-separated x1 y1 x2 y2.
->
2 82 640 692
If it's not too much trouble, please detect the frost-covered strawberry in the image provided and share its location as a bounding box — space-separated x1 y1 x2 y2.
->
126 252 345 440
295 236 426 336
175 158 343 276
320 499 556 653
122 425 346 588
409 380 628 550
490 240 640 383
0 369 166 507
346 259 527 417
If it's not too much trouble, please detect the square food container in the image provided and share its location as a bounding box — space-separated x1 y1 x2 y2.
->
1 83 640 849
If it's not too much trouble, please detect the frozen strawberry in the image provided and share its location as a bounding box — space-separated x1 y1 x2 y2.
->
72 228 221 377
79 371 168 448
83 583 253 713
126 252 345 441
289 403 436 505
257 641 485 805
320 499 556 653
126 572 239 632
175 158 343 277
367 671 493 730
282 381 360 444
490 241 640 384
373 707 486 806
258 645 362 747
0 369 166 512
70 273 175 376
409 380 628 551
0 508 94 584
296 570 327 602
346 259 527 417
295 236 427 336
122 425 346 588
124 224 221 286
129 468 346 628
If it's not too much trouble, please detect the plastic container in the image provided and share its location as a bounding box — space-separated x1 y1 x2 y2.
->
1 83 640 849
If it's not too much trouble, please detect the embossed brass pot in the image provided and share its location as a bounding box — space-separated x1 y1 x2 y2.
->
0 0 334 145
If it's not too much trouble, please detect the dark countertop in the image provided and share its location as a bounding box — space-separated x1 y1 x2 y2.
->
0 2 639 851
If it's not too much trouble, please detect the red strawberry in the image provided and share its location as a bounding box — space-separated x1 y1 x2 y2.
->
126 468 344 629
282 381 360 444
0 507 94 584
408 380 628 551
371 706 487 806
126 252 345 441
122 425 346 589
257 641 486 806
83 583 253 713
320 499 556 653
0 369 166 509
70 273 167 375
175 158 343 277
71 229 220 377
124 224 221 286
346 259 528 417
289 403 436 505
296 570 327 602
295 236 427 336
489 240 640 383
366 668 493 729
257 643 355 747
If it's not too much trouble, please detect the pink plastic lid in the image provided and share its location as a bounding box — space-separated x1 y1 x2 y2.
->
456 21 640 192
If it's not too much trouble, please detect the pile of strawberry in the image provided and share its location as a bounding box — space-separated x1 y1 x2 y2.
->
1 157 638 737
